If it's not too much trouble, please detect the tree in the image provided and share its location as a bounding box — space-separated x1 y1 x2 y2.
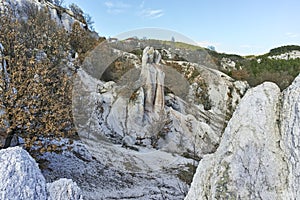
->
53 0 65 6
69 3 83 17
46 0 65 7
171 36 175 43
0 4 76 150
84 13 94 31
208 45 216 51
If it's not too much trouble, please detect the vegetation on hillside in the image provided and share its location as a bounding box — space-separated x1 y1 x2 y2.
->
204 46 300 90
237 58 299 89
0 2 99 152
142 40 300 90
267 45 300 56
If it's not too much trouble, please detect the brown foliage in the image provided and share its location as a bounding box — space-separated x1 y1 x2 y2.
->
231 69 250 81
70 22 98 61
0 4 76 150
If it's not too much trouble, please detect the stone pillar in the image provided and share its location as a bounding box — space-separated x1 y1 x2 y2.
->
141 47 165 122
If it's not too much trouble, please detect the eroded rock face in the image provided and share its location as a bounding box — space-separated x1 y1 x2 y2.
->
74 46 249 158
47 178 83 200
0 147 83 200
0 147 48 200
141 46 165 123
2 0 87 32
104 47 166 141
280 74 300 198
186 74 300 199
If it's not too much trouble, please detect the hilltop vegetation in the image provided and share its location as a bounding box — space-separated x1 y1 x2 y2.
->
268 45 300 56
235 57 299 90
217 46 300 90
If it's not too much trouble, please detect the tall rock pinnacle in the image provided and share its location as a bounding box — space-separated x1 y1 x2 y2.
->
141 46 165 122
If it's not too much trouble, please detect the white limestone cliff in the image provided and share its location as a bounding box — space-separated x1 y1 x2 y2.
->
73 46 249 158
1 0 87 32
186 74 300 199
280 74 300 199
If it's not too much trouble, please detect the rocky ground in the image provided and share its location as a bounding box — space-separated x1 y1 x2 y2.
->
40 139 193 200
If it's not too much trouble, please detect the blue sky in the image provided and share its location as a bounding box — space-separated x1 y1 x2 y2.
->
64 0 300 55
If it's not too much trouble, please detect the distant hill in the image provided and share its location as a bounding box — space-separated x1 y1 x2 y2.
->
267 45 300 56
107 37 300 90
210 45 300 90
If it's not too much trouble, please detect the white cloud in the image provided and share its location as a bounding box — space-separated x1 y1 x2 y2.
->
286 32 299 38
140 9 164 19
138 1 164 19
104 1 131 14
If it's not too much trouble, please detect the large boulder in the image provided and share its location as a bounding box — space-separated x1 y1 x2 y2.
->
185 82 288 199
47 178 83 200
186 74 300 199
0 147 47 200
280 74 300 198
0 146 83 200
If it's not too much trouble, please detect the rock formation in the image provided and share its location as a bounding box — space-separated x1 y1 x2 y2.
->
0 146 83 200
141 46 165 123
280 74 300 198
1 0 88 32
47 179 83 200
185 74 300 199
73 46 249 158
0 147 48 200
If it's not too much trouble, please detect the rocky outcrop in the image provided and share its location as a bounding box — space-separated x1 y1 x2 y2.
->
186 74 300 199
268 50 300 60
220 57 237 71
1 0 87 32
47 178 83 200
280 74 300 198
141 46 165 123
73 46 249 159
0 147 47 200
0 146 83 200
103 46 166 141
